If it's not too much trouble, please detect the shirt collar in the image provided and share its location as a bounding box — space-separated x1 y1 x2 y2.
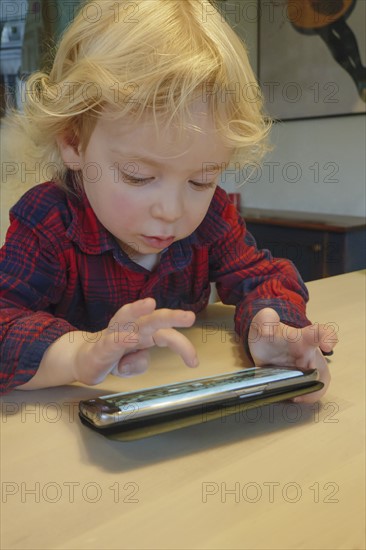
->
65 190 117 255
188 186 233 247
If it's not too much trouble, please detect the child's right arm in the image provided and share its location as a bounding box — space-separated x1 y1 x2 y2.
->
0 185 198 394
16 298 198 390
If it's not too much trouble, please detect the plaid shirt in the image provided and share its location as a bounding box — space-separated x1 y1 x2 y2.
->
0 182 310 394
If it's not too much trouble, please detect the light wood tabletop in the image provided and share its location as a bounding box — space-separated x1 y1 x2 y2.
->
1 270 365 550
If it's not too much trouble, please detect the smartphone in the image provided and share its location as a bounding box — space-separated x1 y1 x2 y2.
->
79 366 323 440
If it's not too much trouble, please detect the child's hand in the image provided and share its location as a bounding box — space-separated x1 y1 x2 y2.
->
72 298 198 385
248 308 338 403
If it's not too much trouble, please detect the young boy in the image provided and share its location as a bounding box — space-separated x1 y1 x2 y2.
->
0 0 336 400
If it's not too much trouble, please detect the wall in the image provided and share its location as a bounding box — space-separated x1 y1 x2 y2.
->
219 0 366 217
222 114 365 216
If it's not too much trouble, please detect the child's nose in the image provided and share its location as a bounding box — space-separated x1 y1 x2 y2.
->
150 188 183 222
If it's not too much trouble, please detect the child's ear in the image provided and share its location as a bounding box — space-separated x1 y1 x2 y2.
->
56 133 83 170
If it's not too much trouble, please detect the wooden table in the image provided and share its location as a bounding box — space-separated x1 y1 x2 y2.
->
1 271 365 550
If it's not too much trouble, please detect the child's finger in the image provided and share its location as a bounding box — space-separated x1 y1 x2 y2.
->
89 303 197 376
301 323 338 354
138 309 196 337
112 350 150 378
152 328 199 368
292 383 328 404
292 349 331 403
109 301 195 339
108 297 157 328
318 324 338 352
292 351 314 372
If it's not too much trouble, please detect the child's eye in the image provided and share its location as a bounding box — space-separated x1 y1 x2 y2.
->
120 172 154 185
189 180 216 190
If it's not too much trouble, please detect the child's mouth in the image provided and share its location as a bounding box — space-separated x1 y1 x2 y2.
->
141 235 175 249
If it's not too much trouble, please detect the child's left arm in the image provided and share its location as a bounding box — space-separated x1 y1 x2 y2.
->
208 191 338 402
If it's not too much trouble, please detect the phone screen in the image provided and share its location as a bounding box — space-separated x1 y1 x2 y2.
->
100 367 306 413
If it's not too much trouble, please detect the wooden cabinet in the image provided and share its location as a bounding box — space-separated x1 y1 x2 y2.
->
242 208 366 282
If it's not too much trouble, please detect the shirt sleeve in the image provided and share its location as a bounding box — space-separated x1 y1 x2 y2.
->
208 200 311 356
0 217 77 394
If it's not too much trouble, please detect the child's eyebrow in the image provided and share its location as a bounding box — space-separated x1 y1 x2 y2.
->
110 150 161 167
110 150 226 174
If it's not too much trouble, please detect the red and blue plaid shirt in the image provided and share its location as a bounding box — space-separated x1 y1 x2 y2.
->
0 181 310 394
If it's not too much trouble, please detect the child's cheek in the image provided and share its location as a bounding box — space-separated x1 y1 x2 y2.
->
109 192 145 225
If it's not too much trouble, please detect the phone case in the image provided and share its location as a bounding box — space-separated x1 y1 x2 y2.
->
79 381 324 441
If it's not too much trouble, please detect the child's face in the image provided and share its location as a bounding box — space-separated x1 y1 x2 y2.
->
60 105 232 256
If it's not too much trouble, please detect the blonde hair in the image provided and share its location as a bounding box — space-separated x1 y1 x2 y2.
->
7 0 271 190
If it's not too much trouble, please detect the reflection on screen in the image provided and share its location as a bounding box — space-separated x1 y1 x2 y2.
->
103 367 302 411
